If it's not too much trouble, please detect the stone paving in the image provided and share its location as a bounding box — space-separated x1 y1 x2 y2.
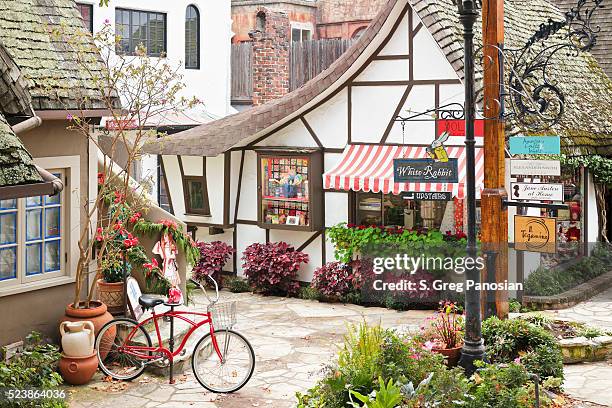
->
66 291 431 408
546 287 612 407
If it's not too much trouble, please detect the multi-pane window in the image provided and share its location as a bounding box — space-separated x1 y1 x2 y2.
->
185 5 200 69
291 28 312 42
76 3 93 33
115 8 167 56
0 172 64 285
183 176 210 215
157 157 173 214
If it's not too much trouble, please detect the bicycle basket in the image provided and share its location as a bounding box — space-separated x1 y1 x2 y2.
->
208 301 237 330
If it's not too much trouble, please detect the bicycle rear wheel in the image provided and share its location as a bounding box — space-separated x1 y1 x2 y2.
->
95 318 152 381
191 329 255 393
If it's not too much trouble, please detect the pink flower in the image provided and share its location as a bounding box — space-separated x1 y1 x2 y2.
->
104 18 110 24
423 341 435 351
66 113 73 121
514 357 521 364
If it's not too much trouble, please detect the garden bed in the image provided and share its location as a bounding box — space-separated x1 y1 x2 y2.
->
522 270 612 310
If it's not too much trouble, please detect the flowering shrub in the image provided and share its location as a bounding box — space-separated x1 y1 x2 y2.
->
192 241 234 285
311 262 354 298
326 223 467 264
242 242 308 295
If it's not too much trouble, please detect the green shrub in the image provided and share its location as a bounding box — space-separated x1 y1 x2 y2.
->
224 276 251 293
483 317 563 380
349 377 402 408
0 332 65 408
299 286 321 301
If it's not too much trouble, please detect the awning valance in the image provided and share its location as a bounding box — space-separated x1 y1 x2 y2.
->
323 144 484 199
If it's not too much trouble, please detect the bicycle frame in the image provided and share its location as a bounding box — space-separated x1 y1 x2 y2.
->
118 309 224 363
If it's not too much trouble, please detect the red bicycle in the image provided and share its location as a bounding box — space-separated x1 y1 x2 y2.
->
94 276 255 393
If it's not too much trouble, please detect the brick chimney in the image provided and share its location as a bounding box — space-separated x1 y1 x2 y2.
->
249 8 290 106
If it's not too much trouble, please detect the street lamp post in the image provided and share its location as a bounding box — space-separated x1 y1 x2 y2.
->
456 0 487 375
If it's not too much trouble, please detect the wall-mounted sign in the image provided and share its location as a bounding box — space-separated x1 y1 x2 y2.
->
437 119 484 137
394 158 459 183
510 159 561 176
510 182 564 202
402 191 452 201
514 215 556 253
509 136 561 155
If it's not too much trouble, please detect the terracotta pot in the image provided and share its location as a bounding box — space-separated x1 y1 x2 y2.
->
97 279 125 315
59 352 98 385
60 301 115 360
432 345 462 367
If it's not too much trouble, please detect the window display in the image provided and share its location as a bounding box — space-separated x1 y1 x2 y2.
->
257 150 322 231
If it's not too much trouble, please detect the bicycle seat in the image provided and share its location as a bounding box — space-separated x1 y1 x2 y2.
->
139 295 165 310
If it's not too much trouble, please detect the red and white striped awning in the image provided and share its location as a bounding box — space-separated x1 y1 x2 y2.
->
323 144 484 199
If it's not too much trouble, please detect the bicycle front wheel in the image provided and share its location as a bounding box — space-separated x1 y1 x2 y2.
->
95 318 152 381
191 329 255 393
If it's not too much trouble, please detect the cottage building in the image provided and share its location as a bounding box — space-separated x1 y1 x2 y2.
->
146 0 612 283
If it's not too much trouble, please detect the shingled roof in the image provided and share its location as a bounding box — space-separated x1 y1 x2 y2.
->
0 112 42 187
0 0 115 112
145 0 612 156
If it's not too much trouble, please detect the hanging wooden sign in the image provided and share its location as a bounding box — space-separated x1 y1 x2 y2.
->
510 182 564 202
509 136 560 155
510 159 561 176
394 158 459 183
514 215 556 253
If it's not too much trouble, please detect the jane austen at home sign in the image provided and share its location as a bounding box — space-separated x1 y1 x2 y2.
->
394 158 459 183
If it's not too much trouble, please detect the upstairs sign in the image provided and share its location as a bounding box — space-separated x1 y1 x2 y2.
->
394 158 459 183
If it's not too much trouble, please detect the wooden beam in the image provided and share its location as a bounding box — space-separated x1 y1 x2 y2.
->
481 0 508 319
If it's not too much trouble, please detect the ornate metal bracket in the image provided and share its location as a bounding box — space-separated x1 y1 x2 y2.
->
480 0 603 130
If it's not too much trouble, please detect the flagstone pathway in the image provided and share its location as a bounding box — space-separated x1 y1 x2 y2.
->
66 291 432 408
545 287 612 407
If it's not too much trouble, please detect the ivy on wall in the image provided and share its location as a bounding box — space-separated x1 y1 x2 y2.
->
561 155 612 186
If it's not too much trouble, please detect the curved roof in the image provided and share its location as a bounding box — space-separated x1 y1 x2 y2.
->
143 0 401 156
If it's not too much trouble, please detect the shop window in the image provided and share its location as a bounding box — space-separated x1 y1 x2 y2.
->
355 192 453 231
183 176 210 216
115 8 166 56
257 149 323 231
0 171 65 287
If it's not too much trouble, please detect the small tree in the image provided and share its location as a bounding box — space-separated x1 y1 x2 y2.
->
52 21 199 308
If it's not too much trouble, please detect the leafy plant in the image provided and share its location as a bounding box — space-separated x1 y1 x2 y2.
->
192 241 234 285
349 377 402 408
311 261 355 299
0 332 65 408
224 276 252 293
241 242 308 295
426 301 464 349
483 317 564 380
299 286 321 300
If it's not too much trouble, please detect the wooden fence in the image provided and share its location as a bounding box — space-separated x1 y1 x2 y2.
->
289 39 355 90
231 38 355 102
231 42 253 102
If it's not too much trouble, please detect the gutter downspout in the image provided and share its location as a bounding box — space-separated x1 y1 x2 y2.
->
12 114 64 196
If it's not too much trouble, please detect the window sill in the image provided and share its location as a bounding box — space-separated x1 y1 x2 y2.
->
0 275 76 298
184 212 211 217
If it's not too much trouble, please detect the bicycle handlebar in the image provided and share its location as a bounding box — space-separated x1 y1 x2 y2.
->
189 275 220 304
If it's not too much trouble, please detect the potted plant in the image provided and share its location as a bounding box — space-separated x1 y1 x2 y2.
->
423 301 464 366
192 241 234 286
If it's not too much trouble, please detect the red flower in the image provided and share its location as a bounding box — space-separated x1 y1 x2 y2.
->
97 172 105 185
113 191 125 204
143 258 159 272
129 212 142 224
160 219 178 229
113 222 122 231
95 227 104 242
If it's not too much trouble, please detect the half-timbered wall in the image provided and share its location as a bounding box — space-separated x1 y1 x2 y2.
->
162 0 467 282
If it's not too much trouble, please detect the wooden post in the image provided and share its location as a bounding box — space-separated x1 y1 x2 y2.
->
481 0 509 318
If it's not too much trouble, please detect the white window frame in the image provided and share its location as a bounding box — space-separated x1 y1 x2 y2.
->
290 22 313 42
0 156 80 297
